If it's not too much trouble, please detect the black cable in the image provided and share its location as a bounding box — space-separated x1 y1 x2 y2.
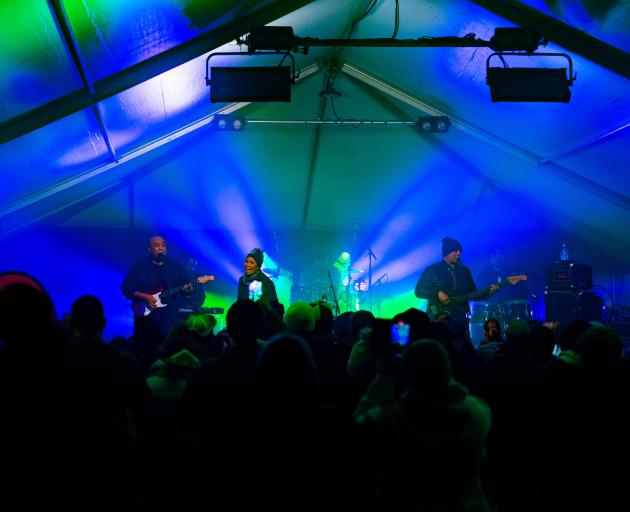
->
592 284 616 320
391 0 399 39
331 0 379 60
277 51 288 67
350 0 379 36
330 97 341 120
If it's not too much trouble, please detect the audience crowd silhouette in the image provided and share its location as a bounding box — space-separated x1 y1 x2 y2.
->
1 274 628 509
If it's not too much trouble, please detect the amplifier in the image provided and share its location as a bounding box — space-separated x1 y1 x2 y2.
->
544 290 603 325
546 261 592 290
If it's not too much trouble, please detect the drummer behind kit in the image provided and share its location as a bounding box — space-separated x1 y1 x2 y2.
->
294 259 365 312
468 275 531 343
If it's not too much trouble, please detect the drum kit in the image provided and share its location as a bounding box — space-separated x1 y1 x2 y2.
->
291 263 365 311
470 298 532 331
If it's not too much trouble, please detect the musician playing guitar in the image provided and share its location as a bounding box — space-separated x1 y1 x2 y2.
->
415 237 500 345
122 235 211 338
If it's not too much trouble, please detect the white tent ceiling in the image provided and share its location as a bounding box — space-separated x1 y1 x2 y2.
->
1 1 629 305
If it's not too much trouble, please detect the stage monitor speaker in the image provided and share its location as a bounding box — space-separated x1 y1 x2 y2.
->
544 290 603 326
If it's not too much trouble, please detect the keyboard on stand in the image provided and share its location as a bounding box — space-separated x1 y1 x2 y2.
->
178 307 225 315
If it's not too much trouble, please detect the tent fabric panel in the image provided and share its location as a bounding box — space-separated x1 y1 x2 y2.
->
0 108 110 212
0 0 83 121
62 0 245 81
517 0 630 52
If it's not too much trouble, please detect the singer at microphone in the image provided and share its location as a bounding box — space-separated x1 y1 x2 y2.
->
121 234 191 339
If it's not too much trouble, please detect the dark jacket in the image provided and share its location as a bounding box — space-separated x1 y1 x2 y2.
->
121 257 188 337
415 260 477 320
237 270 278 308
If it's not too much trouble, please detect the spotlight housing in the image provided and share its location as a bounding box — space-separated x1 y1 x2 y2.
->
206 51 296 102
417 116 451 133
209 66 292 102
212 113 246 131
486 52 575 103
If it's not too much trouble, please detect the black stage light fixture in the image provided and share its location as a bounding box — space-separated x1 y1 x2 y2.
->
417 116 451 133
487 67 571 102
212 113 246 131
486 52 575 103
206 50 295 103
209 66 292 102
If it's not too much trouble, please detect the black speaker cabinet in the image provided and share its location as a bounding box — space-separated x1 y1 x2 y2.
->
546 261 593 290
544 290 603 325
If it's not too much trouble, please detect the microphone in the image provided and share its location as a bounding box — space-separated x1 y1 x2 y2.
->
366 247 377 260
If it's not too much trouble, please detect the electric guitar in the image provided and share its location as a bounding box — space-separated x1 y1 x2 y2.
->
429 274 527 320
133 275 214 317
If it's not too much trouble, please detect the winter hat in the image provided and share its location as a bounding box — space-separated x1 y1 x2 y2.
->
505 319 531 340
284 301 316 333
442 236 462 257
186 312 216 338
247 248 264 268
401 339 453 390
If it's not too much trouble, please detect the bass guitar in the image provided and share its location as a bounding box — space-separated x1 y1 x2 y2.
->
133 275 214 317
429 274 527 320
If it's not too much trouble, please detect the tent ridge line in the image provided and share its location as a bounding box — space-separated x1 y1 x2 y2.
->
341 62 630 212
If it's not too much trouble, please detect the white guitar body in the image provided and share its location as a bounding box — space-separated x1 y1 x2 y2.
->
142 292 168 316
134 275 215 318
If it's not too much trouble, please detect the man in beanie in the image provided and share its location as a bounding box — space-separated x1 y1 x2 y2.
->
415 237 496 344
237 248 279 311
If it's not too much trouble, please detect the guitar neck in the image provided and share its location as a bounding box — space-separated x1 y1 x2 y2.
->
468 281 505 300
428 276 525 320
465 275 525 301
161 284 186 298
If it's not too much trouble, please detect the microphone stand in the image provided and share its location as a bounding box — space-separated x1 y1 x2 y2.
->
373 273 387 287
327 271 341 316
366 247 377 312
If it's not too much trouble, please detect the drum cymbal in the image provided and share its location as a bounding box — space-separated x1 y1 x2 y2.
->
503 298 529 304
263 267 292 278
472 301 494 308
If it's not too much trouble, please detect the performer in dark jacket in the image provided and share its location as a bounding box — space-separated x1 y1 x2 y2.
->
122 235 190 338
415 237 496 342
237 248 279 311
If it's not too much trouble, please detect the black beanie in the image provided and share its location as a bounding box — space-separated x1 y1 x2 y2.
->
247 248 264 268
442 237 462 257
